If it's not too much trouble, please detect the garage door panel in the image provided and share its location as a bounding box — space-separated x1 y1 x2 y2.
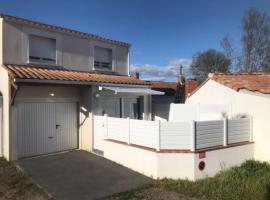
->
18 103 56 158
18 102 78 158
55 103 78 152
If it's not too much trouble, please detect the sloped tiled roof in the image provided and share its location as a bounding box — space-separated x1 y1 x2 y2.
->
185 79 198 97
148 81 177 90
147 80 199 97
0 13 130 47
209 72 270 94
4 64 149 85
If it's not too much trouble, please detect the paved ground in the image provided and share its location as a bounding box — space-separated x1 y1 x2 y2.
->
19 150 152 200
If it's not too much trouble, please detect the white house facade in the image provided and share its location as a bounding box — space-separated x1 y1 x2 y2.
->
0 14 163 160
186 73 270 162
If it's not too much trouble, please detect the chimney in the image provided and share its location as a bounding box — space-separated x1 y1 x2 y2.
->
134 68 139 79
177 65 185 85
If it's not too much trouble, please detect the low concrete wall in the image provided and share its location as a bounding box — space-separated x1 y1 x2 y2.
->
194 143 254 179
103 140 254 181
103 141 158 178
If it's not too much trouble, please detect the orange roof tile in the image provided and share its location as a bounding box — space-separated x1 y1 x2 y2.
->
148 81 177 90
210 72 270 94
4 64 149 86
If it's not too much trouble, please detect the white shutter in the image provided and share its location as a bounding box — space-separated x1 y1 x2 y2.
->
94 47 112 63
29 35 56 63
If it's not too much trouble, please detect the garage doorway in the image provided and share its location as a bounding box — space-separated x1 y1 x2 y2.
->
17 102 78 158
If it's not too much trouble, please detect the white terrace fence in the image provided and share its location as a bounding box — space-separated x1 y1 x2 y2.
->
93 115 252 152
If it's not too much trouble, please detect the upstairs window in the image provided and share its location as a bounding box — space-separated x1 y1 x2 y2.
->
94 46 112 70
29 35 56 64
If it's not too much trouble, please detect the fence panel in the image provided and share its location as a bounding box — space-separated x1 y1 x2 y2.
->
107 117 129 142
228 118 250 144
196 120 224 149
160 122 191 149
130 119 159 149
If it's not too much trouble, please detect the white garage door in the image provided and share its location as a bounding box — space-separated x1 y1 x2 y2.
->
18 102 78 158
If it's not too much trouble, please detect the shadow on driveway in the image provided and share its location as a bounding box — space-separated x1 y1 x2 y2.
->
19 150 152 200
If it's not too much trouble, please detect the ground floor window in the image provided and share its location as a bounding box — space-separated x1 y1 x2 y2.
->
101 97 141 119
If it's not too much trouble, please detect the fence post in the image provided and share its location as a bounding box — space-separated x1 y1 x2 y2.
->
127 117 130 144
190 120 196 151
156 120 161 151
104 114 108 139
249 116 253 142
223 118 228 146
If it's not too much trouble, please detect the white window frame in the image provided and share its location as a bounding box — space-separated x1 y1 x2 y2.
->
28 34 57 65
23 26 62 66
93 45 116 72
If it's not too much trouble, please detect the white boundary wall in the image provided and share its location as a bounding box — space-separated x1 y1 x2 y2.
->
103 140 254 180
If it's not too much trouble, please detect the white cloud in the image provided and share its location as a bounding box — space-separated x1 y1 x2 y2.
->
131 58 191 81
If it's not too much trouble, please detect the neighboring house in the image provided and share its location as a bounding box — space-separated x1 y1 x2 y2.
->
0 14 163 160
146 78 198 121
186 73 270 162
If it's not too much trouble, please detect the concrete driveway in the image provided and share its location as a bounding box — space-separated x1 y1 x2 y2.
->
19 150 152 200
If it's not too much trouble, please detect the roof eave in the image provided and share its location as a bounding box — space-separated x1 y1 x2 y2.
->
13 78 150 87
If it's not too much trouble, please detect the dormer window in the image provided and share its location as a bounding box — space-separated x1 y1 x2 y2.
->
29 35 56 64
94 46 112 70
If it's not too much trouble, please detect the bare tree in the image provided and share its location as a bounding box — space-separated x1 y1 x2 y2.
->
241 8 270 71
190 49 231 81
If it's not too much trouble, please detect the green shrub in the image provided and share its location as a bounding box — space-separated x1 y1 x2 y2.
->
161 160 270 200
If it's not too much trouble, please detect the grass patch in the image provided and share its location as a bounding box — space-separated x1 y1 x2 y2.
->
160 160 270 200
0 157 49 200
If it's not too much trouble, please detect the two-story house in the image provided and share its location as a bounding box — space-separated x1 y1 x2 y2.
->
0 14 163 160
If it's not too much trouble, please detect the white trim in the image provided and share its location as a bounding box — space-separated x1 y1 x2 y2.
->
93 45 115 72
101 86 164 95
22 26 62 66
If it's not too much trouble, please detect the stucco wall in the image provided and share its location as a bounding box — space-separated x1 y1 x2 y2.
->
103 140 253 180
186 80 270 162
79 86 93 152
0 67 10 160
0 18 3 64
2 21 129 75
194 144 254 179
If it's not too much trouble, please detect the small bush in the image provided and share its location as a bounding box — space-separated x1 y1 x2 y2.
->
160 160 270 200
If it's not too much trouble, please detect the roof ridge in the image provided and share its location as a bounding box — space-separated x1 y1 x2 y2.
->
209 72 270 78
0 13 130 47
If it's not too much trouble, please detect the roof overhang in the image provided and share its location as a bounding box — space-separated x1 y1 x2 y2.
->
100 86 164 95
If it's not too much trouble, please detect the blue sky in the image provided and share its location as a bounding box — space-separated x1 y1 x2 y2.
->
0 0 269 81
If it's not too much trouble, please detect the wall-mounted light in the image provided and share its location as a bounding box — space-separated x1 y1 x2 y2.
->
50 93 55 97
95 93 100 98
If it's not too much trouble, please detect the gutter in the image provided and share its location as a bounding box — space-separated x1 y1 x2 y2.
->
13 78 151 88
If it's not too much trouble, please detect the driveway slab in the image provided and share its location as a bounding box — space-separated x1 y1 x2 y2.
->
19 150 152 200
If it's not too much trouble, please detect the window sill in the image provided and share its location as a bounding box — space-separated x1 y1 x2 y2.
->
93 67 114 72
27 61 58 67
